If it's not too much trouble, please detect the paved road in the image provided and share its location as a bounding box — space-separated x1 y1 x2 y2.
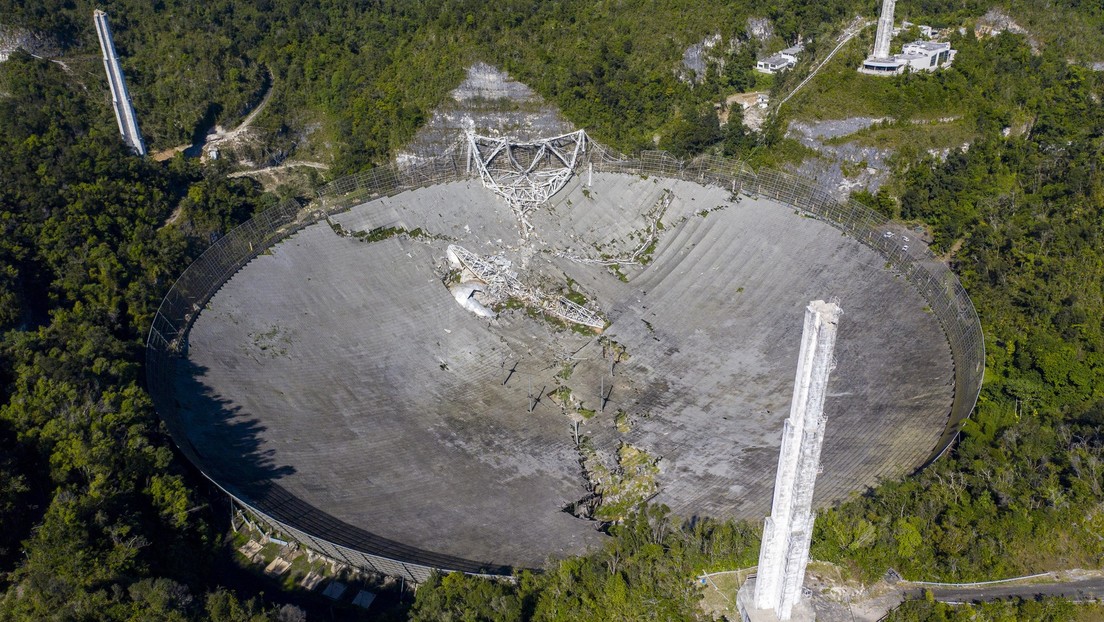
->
920 578 1104 604
702 568 1104 621
846 575 1104 620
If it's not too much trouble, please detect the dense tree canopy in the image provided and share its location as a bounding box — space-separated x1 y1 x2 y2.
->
20 0 1098 171
0 0 1102 619
0 53 285 620
813 43 1104 582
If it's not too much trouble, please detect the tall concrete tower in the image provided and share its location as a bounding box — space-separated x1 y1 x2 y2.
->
872 0 897 59
752 300 841 620
94 9 146 156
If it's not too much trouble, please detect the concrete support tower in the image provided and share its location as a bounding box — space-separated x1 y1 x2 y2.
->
872 0 896 59
753 300 841 620
94 10 146 156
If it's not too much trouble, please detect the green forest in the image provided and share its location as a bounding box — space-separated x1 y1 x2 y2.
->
1 0 1103 619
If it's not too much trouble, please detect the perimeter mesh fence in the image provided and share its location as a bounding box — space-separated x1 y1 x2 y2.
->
146 139 983 581
588 146 983 462
146 148 496 583
315 145 469 213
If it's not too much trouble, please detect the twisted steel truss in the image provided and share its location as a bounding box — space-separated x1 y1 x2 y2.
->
447 244 605 330
466 129 587 235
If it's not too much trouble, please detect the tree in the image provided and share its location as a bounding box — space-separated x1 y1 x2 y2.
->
723 107 757 157
661 107 723 157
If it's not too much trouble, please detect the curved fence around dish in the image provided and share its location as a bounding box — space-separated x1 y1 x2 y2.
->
587 149 984 465
145 145 983 582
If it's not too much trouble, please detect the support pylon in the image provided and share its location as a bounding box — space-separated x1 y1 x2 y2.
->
753 300 841 620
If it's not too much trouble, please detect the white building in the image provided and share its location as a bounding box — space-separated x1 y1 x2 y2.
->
859 0 955 76
755 44 803 74
901 40 954 69
860 40 955 75
894 21 936 38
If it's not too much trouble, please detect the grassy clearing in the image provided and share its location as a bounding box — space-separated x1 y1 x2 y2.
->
783 35 972 122
581 442 660 523
824 118 976 152
614 410 632 433
564 276 590 306
745 138 822 170
697 571 743 619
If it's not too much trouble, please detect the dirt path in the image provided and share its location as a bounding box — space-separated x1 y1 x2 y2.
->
153 68 276 161
227 160 329 178
207 68 275 146
939 237 965 263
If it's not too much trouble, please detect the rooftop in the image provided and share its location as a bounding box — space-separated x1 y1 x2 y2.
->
903 40 952 52
759 54 795 66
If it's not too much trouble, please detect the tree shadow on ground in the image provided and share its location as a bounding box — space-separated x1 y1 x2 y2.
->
157 355 512 576
162 357 295 497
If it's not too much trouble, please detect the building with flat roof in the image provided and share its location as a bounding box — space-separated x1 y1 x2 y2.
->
860 40 954 75
755 44 802 74
859 0 955 76
756 54 795 74
902 40 954 68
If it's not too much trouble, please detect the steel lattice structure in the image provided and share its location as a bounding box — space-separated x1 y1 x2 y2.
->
466 129 587 235
447 244 606 330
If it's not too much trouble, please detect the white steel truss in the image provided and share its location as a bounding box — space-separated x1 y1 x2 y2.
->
466 129 587 236
447 244 605 330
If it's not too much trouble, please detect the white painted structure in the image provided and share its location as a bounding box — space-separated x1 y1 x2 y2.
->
755 45 803 74
872 0 896 60
753 300 841 620
446 244 605 330
900 41 954 69
862 40 954 74
466 129 586 236
860 0 955 76
93 10 146 156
